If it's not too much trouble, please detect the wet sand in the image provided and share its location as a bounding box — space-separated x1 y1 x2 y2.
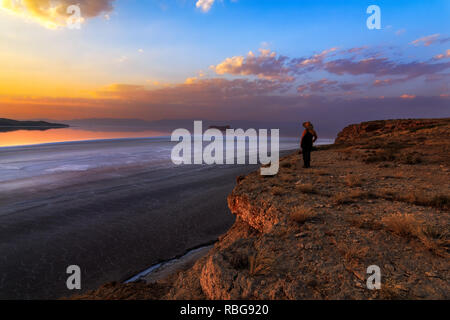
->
0 159 264 299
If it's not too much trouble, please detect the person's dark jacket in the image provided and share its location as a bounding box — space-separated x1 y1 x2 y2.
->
301 129 317 150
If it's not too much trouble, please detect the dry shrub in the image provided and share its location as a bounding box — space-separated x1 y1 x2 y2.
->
363 148 397 163
382 191 450 210
378 279 410 300
291 207 316 224
271 186 284 196
349 217 381 230
344 175 362 187
400 153 423 165
338 243 369 264
377 188 398 199
296 183 317 194
381 213 422 238
312 169 329 176
280 174 296 183
248 253 274 276
418 225 450 257
333 190 370 204
383 213 449 256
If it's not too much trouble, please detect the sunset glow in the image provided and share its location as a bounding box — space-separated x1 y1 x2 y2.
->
0 0 449 123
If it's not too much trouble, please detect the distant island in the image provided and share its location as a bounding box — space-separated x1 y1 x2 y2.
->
208 125 231 131
0 118 69 132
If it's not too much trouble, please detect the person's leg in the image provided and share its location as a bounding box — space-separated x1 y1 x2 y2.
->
302 149 307 167
305 149 311 168
302 148 310 168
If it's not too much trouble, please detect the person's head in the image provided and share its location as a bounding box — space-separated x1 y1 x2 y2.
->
303 121 313 129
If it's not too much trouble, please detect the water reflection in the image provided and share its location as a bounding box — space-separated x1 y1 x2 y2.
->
0 127 168 147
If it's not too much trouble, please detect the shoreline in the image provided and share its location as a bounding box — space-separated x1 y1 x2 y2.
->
71 118 449 300
0 141 296 299
125 243 215 284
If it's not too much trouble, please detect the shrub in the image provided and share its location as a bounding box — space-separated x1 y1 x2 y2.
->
291 207 316 224
271 186 285 196
248 253 273 276
344 175 362 187
381 213 422 238
296 183 317 194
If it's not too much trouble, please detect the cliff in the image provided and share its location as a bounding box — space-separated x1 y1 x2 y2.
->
72 118 450 300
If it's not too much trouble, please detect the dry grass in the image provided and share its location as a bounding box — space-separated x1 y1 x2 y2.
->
280 174 296 183
343 246 369 262
337 243 370 270
271 186 285 196
382 213 449 256
344 175 362 187
418 225 450 257
290 207 316 224
378 189 450 210
348 217 381 230
295 183 318 194
248 253 274 276
312 169 329 176
381 213 422 238
333 190 371 204
378 279 410 300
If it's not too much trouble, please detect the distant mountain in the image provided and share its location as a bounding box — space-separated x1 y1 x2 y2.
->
0 118 69 132
63 118 311 137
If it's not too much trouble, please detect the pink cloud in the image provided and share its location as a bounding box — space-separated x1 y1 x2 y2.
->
400 94 416 99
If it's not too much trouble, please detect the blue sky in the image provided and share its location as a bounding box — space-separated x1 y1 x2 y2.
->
0 0 449 125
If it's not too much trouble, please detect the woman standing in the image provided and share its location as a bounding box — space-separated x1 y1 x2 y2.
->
301 122 318 168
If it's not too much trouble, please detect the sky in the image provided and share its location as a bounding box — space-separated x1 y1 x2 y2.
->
0 0 449 128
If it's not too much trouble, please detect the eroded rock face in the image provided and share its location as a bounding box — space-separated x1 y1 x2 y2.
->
227 194 283 233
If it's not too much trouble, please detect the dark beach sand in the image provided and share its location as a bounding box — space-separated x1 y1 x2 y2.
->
0 157 276 299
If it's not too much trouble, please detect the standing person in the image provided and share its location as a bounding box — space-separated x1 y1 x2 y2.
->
300 121 318 168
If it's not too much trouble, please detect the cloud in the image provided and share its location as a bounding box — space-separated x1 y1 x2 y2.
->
208 44 449 98
96 78 289 103
211 48 294 82
0 0 115 29
297 79 361 94
196 0 215 12
324 56 450 80
297 79 337 93
400 94 416 99
434 49 450 60
290 47 339 73
411 34 450 46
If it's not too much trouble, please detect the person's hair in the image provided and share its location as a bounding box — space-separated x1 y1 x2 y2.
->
303 121 313 129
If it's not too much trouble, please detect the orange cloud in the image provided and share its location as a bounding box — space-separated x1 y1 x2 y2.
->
433 49 450 60
400 94 416 99
211 48 294 82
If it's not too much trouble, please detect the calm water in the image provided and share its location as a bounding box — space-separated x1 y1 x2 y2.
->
0 127 168 147
0 127 333 186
